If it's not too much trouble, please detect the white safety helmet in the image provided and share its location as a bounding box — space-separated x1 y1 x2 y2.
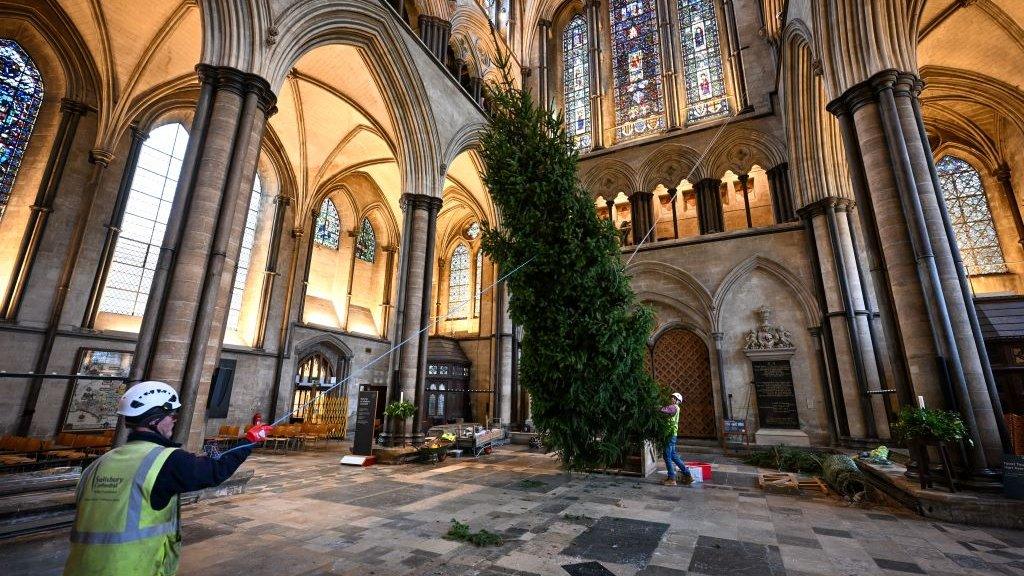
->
671 392 683 402
117 381 182 417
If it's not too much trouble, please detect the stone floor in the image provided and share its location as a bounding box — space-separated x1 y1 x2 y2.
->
3 444 1024 575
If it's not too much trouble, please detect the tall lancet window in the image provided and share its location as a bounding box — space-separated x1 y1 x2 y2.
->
936 155 1007 275
562 14 592 151
99 123 188 317
678 0 730 122
448 244 470 319
0 39 44 221
609 0 665 142
474 250 483 317
227 175 262 333
355 217 376 263
314 198 340 249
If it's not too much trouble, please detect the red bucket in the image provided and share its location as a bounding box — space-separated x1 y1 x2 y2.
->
685 461 712 481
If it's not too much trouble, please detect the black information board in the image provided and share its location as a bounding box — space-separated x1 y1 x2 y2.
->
751 360 800 429
1005 455 1024 500
353 390 378 456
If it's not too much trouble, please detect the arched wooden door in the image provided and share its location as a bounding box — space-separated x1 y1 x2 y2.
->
652 328 716 439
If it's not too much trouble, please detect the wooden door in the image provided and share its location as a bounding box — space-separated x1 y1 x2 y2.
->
652 328 716 439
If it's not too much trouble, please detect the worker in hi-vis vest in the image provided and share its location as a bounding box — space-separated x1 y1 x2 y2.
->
63 381 272 575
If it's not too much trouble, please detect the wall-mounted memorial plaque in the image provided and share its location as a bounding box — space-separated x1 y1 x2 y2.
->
353 389 378 456
751 360 800 429
743 305 801 432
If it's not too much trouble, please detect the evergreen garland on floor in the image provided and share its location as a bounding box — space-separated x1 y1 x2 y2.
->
479 62 669 472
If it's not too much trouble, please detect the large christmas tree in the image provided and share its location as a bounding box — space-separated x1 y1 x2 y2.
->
479 69 669 472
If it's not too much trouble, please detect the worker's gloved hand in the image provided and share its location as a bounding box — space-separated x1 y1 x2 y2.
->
246 424 273 443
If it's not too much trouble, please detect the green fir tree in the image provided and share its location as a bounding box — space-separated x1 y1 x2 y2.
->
479 64 670 472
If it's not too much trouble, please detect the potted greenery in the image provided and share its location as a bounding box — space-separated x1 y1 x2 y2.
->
384 401 417 446
891 407 971 489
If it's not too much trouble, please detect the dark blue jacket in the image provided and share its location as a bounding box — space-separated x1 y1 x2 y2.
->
126 430 251 510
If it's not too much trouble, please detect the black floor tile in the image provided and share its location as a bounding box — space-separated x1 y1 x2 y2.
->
811 526 852 538
562 561 616 576
561 516 669 566
872 558 925 574
687 535 786 576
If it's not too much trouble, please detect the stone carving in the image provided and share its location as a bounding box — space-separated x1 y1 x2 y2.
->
743 305 794 351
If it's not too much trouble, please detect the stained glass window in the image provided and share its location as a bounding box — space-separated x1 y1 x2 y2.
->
936 155 1007 275
0 39 43 221
609 0 666 142
99 123 189 317
314 198 340 249
678 0 730 123
227 175 262 333
562 15 592 151
355 217 376 262
448 244 470 319
474 250 483 317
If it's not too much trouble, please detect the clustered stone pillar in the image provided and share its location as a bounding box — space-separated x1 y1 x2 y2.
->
994 164 1024 250
537 20 552 110
496 282 514 425
3 99 89 321
767 162 796 223
128 65 276 449
828 70 1007 471
418 15 452 62
629 191 654 245
798 198 890 441
695 178 724 234
585 1 606 149
655 0 680 129
389 193 441 444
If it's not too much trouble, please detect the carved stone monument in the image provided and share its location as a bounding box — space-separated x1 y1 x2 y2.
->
743 306 809 446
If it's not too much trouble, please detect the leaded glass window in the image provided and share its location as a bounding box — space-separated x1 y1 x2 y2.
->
448 244 470 319
314 198 340 249
562 14 592 151
355 217 376 262
227 175 262 333
609 0 665 142
678 0 730 123
99 123 189 317
474 250 483 317
0 39 43 221
937 156 1007 275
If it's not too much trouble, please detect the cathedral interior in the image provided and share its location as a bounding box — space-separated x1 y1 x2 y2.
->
1 1 1024 574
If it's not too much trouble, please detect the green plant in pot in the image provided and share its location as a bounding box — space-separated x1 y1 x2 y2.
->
891 407 972 446
385 401 417 445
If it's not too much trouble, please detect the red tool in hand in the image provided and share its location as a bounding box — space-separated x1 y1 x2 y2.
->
246 424 273 443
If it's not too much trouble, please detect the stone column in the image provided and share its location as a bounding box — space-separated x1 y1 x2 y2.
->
767 163 796 223
722 0 751 112
695 178 724 234
655 0 680 129
128 65 276 449
390 193 441 443
537 20 552 111
418 15 452 62
254 195 289 349
414 195 442 436
17 149 112 436
798 198 886 440
380 245 397 339
995 164 1024 250
496 282 513 425
738 173 752 228
828 70 1002 471
82 125 148 328
629 191 654 245
3 99 89 320
586 1 606 149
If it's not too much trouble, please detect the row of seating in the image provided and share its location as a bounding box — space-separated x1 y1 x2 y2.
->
0 431 113 472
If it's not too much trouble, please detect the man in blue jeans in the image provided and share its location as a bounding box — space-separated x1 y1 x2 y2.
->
661 392 693 486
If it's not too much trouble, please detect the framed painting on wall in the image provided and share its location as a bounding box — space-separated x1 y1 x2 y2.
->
59 348 132 432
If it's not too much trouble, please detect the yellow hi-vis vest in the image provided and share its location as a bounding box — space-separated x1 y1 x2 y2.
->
63 441 181 576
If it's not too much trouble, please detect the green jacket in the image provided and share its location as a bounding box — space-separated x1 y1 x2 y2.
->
63 441 180 576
